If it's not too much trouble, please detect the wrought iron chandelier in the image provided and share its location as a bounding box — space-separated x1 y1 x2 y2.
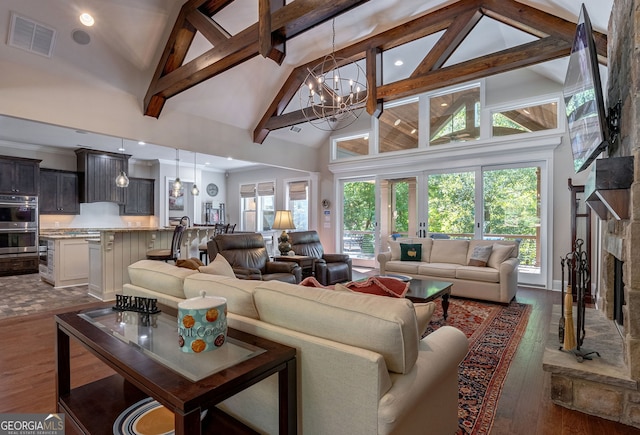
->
299 19 368 131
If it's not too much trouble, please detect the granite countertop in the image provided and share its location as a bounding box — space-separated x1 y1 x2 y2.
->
39 227 175 239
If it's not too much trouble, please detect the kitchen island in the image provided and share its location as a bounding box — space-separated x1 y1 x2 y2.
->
39 232 98 288
41 226 216 300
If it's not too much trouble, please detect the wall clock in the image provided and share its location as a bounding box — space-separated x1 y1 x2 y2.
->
206 183 219 197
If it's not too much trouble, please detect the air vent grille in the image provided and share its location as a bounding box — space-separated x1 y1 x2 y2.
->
8 13 56 57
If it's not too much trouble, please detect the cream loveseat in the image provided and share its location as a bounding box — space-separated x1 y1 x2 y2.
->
123 259 468 435
377 238 520 303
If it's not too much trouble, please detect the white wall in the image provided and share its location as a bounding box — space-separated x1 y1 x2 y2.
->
0 57 320 174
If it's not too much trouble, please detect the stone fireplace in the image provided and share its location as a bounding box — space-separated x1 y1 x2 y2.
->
543 0 640 428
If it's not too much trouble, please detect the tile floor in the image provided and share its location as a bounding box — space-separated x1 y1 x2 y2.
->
0 273 95 319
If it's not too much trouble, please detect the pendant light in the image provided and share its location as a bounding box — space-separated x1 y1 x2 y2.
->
191 152 199 196
171 148 182 197
115 138 129 188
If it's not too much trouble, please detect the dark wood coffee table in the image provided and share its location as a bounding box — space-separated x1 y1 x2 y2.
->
404 279 453 320
55 305 297 435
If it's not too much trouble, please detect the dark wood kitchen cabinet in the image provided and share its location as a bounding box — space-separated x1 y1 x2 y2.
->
75 148 130 204
0 156 41 195
40 169 80 214
120 177 154 215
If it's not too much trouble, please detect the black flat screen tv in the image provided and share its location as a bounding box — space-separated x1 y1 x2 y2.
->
563 4 609 173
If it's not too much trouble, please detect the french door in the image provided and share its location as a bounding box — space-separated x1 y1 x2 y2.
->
423 163 547 286
376 163 547 286
339 178 377 268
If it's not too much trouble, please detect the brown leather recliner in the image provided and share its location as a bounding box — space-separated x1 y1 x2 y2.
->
288 230 352 286
207 233 302 283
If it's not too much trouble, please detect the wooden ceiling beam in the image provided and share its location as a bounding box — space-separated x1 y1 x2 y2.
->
186 10 230 46
259 0 286 64
377 36 571 101
144 0 371 118
255 0 609 143
253 0 481 142
480 0 607 64
366 46 383 118
197 0 236 17
411 8 483 76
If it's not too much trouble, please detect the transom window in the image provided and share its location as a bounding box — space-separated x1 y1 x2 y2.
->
491 101 558 137
429 86 481 146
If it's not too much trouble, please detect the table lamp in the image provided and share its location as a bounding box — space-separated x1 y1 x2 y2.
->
272 210 296 255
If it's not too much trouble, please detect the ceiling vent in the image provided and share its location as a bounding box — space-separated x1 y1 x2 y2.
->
8 12 56 58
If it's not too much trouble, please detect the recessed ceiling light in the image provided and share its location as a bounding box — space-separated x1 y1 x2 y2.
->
411 129 417 134
441 102 448 107
394 60 404 66
79 13 94 27
227 157 233 161
205 162 210 165
364 135 369 141
118 147 125 152
523 109 530 115
394 119 401 126
138 141 146 145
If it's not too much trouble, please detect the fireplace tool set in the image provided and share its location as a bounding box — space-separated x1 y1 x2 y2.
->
559 239 600 362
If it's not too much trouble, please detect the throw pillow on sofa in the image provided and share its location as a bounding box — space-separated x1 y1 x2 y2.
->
400 243 422 261
487 244 515 269
468 245 493 267
199 254 236 277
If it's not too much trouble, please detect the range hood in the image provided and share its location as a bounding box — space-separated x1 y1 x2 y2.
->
585 156 634 220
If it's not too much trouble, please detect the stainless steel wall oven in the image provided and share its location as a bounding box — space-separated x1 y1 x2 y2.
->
0 195 38 254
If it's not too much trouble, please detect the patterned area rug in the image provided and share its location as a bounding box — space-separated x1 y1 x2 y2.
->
426 298 531 435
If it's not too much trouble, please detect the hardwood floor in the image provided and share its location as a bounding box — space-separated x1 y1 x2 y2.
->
491 287 640 435
0 288 638 434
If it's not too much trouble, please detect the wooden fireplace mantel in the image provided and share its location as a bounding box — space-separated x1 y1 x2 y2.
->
585 156 634 220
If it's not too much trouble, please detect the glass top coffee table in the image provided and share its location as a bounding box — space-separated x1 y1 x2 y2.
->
404 279 453 320
55 305 297 435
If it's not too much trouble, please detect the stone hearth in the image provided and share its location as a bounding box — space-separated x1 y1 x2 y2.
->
543 306 640 426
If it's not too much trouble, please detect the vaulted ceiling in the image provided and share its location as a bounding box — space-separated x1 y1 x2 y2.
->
146 0 607 144
0 0 613 167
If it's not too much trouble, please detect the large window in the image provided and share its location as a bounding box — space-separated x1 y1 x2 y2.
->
240 181 275 231
427 171 476 238
429 86 481 146
491 101 558 137
424 163 545 286
379 99 419 153
341 179 376 265
335 134 369 158
287 180 309 231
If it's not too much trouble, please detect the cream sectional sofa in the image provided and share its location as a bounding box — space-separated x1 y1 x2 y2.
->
123 259 468 435
377 238 520 303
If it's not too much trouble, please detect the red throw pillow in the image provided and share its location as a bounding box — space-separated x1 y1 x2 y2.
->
344 276 409 298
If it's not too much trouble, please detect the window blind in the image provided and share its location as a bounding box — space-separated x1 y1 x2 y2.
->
240 184 256 198
289 181 308 201
257 181 275 196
